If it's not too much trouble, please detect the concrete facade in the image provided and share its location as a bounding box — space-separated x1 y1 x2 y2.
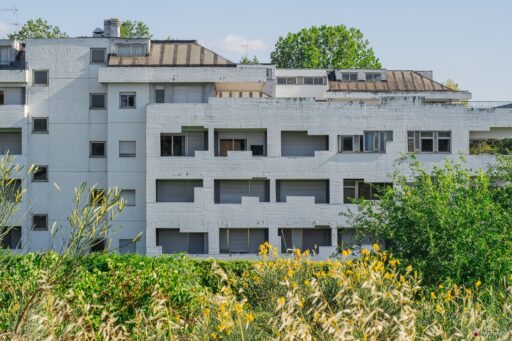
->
0 24 511 258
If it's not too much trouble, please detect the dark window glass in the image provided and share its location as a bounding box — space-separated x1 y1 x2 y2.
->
120 93 136 108
33 70 48 85
32 214 48 230
277 77 286 85
90 48 106 64
304 77 314 85
438 139 451 152
421 139 434 152
90 94 106 109
1 226 21 249
90 142 106 157
90 239 105 252
160 135 184 156
358 182 372 200
155 89 165 103
250 145 264 156
0 91 4 105
33 118 48 133
342 137 353 152
33 166 48 182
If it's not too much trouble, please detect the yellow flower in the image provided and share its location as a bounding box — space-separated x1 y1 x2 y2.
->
341 249 349 257
361 249 370 257
294 248 301 258
475 280 481 288
372 243 380 252
430 292 437 299
304 280 310 286
211 332 218 339
435 304 444 314
287 269 294 277
244 313 255 324
277 297 286 306
406 265 413 273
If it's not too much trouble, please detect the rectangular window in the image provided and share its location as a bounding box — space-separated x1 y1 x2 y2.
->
32 214 48 230
161 135 185 156
220 228 269 254
343 179 392 203
363 131 393 153
219 139 246 156
365 73 382 81
117 44 146 57
214 179 270 204
338 135 363 153
90 141 106 158
119 238 136 254
341 73 358 81
266 68 273 79
90 48 106 64
0 90 4 105
407 131 451 153
156 180 203 202
90 239 105 252
157 229 207 254
1 226 21 249
250 145 265 156
119 141 136 157
33 165 48 182
120 189 136 206
155 89 165 103
33 70 49 86
32 117 48 134
0 130 21 155
90 93 106 109
286 77 297 85
277 77 287 85
119 93 136 109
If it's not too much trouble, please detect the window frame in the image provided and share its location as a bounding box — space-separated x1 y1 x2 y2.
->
119 140 136 158
32 214 48 231
341 73 358 81
120 189 136 206
160 134 186 157
119 92 136 109
90 48 107 64
343 179 392 203
32 117 49 134
32 69 49 86
407 131 452 153
32 165 48 182
365 72 382 82
338 135 363 153
89 93 107 109
90 141 106 158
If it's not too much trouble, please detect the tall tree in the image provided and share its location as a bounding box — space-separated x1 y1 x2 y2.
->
120 20 152 38
8 18 68 41
270 25 381 69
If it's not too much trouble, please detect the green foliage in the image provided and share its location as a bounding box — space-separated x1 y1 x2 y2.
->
120 20 152 38
346 156 512 286
270 25 382 69
469 138 512 155
240 55 260 64
8 18 68 41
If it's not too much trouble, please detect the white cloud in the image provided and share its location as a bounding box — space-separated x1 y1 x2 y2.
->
0 21 13 38
208 34 267 54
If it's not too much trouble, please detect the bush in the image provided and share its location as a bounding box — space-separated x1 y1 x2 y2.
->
346 156 512 286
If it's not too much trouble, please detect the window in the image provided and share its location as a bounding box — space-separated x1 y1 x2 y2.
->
90 189 105 205
304 77 325 85
90 93 106 109
32 117 48 134
33 165 48 182
119 141 136 157
156 180 203 202
90 239 105 252
214 179 270 204
161 135 185 156
220 228 268 254
343 180 392 203
155 89 165 103
119 93 136 109
338 135 363 153
90 48 106 64
32 214 48 230
407 131 451 153
219 139 246 156
365 73 382 82
277 77 297 85
1 226 21 249
341 73 358 81
120 189 135 206
119 238 136 254
266 68 273 79
33 70 49 86
250 145 265 156
157 229 207 254
0 130 21 155
0 90 4 105
338 131 393 153
90 141 106 158
117 44 146 57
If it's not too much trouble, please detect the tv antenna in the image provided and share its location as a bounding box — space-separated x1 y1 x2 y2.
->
241 41 248 56
0 5 20 28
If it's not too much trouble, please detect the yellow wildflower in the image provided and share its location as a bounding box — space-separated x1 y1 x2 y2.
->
294 248 301 258
211 332 218 339
372 243 380 252
244 313 255 324
304 280 310 286
287 269 294 277
406 265 413 273
435 304 444 314
361 249 370 257
430 292 437 299
277 297 286 306
475 280 481 288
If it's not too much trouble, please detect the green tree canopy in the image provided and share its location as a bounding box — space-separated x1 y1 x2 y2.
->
120 20 152 38
346 156 512 286
8 18 68 41
270 25 381 69
240 55 260 64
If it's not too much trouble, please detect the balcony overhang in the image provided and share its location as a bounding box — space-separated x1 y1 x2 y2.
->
0 69 28 84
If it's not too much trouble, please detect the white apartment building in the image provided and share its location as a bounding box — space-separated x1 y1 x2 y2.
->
1 19 511 258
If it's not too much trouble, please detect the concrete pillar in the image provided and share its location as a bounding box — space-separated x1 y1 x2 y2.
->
208 227 219 254
268 226 280 251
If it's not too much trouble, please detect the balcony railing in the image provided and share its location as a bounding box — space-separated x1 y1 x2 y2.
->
464 101 512 109
0 61 28 70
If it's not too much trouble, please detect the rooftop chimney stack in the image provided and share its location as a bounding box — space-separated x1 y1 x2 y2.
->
103 18 120 38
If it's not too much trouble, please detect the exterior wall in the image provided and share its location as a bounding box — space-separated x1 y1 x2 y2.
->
276 69 328 99
146 98 512 258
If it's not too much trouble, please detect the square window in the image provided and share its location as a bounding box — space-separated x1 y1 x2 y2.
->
33 70 49 86
32 117 48 134
119 141 136 157
421 139 434 152
90 141 106 157
90 94 106 109
120 93 136 108
120 189 135 206
250 145 264 156
438 139 451 152
277 77 286 85
90 48 106 64
161 135 185 156
33 165 48 182
32 214 48 230
342 73 358 81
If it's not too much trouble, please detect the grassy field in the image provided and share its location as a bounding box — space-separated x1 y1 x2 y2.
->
0 243 511 340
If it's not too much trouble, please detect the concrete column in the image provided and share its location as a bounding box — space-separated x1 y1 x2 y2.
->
267 127 281 157
331 225 338 248
208 227 219 254
208 127 215 156
268 226 280 251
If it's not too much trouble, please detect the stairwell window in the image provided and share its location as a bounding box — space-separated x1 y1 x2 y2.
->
90 93 106 109
90 141 106 158
119 93 136 109
32 214 48 230
407 131 451 153
33 165 48 182
32 117 48 134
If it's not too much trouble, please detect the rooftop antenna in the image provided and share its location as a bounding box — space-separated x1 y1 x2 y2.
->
0 5 20 37
241 40 248 57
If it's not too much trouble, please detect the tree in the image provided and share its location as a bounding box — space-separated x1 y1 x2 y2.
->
345 156 512 286
8 18 68 41
444 78 460 91
120 20 152 38
240 55 260 64
270 25 381 69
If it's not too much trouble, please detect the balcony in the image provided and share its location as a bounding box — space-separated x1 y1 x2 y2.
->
0 62 28 83
0 61 28 70
0 105 25 125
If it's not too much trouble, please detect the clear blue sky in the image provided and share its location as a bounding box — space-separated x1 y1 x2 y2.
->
1 0 510 100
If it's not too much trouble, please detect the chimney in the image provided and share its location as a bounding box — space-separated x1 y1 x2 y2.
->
103 18 120 38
